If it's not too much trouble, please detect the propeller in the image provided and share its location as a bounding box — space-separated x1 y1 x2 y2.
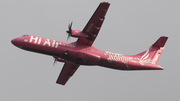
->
66 22 73 41
53 56 58 66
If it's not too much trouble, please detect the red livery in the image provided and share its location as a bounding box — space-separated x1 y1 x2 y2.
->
11 2 168 85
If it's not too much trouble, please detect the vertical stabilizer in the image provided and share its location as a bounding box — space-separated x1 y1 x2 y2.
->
134 36 168 65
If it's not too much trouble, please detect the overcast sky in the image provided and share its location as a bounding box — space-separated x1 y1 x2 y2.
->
1 0 180 101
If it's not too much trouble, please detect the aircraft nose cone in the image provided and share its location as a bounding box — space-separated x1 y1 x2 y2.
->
11 38 18 46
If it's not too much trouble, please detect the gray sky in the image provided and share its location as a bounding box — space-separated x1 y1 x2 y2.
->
1 0 180 101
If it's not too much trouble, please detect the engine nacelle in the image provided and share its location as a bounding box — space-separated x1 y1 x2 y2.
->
57 57 65 62
71 30 89 38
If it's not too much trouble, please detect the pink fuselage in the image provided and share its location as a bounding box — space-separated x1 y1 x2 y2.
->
11 35 163 70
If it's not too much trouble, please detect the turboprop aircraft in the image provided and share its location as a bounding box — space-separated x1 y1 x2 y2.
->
11 2 168 85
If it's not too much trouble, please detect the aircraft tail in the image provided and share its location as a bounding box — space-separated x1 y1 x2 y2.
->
133 36 168 65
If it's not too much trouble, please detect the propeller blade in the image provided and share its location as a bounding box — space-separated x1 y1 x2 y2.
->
67 34 70 41
53 57 58 66
69 22 73 31
66 22 73 41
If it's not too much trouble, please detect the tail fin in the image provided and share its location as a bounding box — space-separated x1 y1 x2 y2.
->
134 36 168 65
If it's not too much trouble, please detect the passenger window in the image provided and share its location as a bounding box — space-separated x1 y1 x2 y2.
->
67 44 69 46
92 49 93 51
95 50 97 52
89 49 91 51
79 47 81 49
73 45 75 47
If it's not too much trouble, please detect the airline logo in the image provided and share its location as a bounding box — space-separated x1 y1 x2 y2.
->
139 49 150 65
26 35 59 48
139 49 160 65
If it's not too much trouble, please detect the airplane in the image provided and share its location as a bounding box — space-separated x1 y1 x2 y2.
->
11 2 168 85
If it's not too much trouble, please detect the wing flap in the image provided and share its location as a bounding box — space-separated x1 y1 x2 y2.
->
56 62 80 85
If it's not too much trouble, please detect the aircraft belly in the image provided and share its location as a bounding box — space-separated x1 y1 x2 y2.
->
98 58 130 70
98 58 163 70
59 50 101 65
127 61 164 70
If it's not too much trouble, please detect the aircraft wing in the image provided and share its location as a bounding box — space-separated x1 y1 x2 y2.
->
77 2 110 46
56 62 80 85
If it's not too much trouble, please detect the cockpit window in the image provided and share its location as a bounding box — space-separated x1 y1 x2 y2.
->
22 35 29 37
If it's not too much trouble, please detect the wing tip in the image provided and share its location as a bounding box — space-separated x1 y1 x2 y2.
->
101 2 110 5
56 81 66 85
